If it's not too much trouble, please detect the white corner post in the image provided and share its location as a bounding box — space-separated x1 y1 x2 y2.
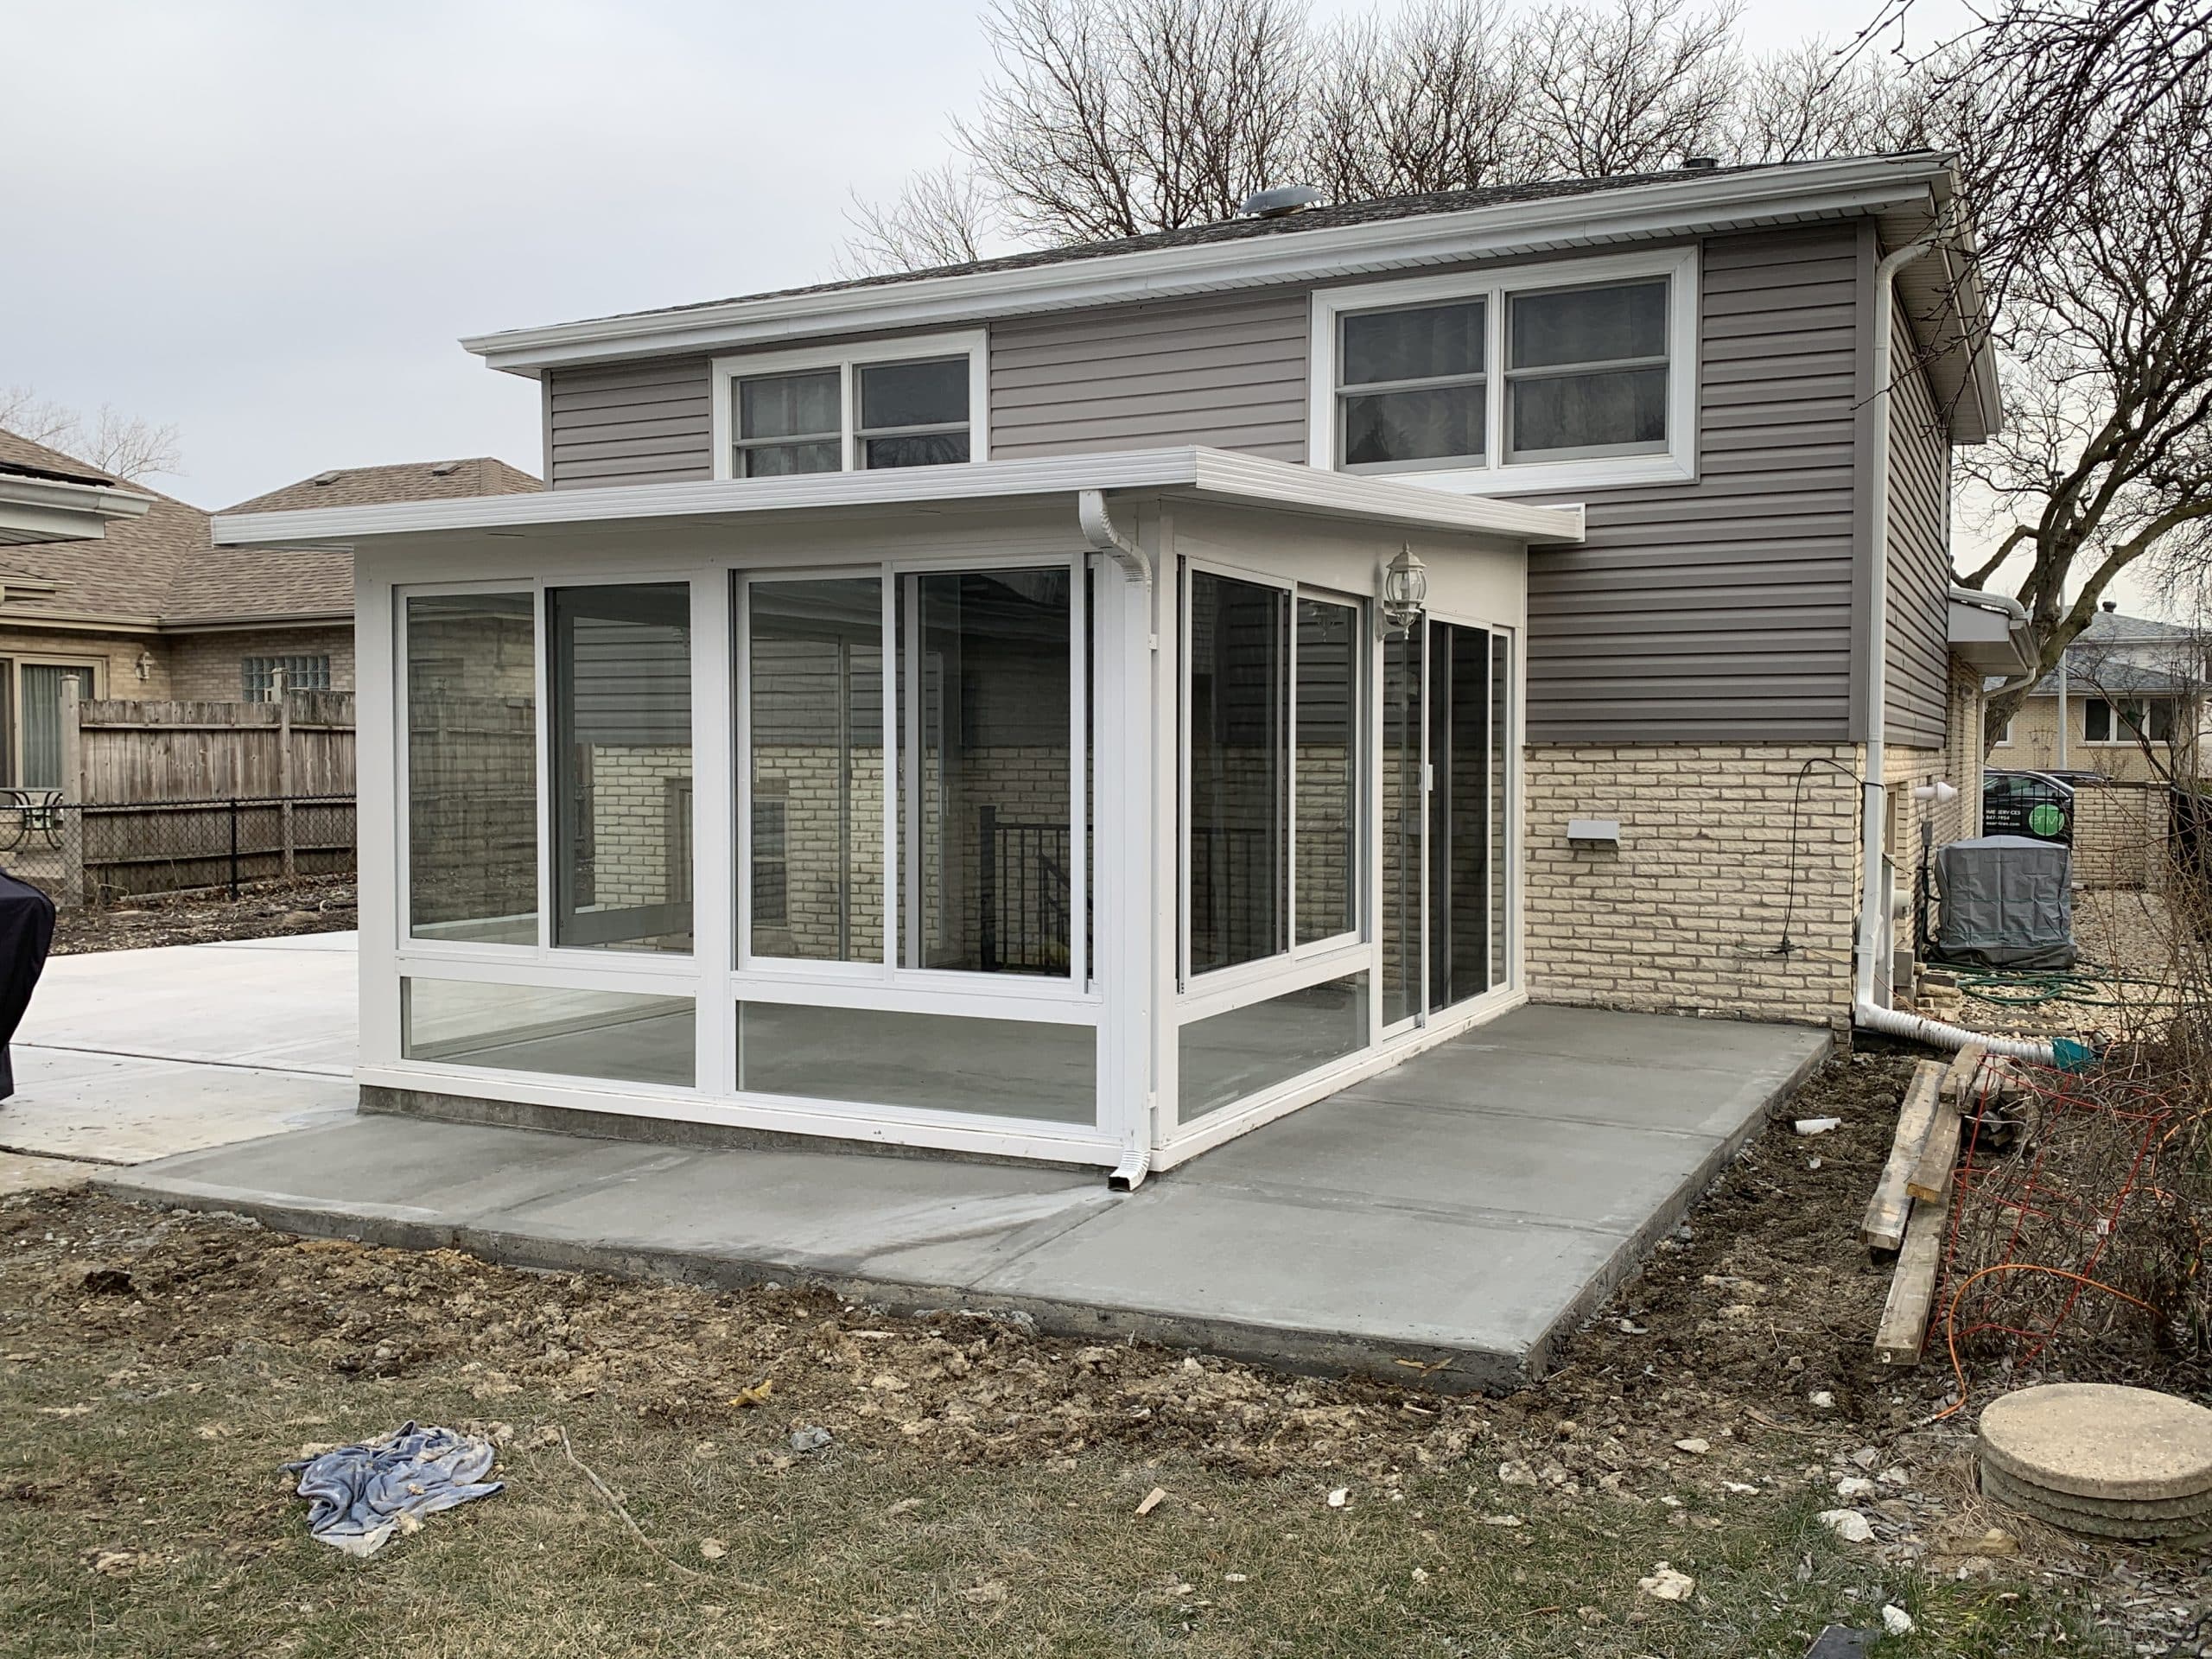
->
355 566 402 1071
1081 490 1158 1188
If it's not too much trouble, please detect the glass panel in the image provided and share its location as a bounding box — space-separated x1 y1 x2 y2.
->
1187 571 1287 974
1508 282 1666 370
2084 700 2112 741
740 370 839 440
404 979 694 1087
899 568 1072 976
863 432 971 470
0 662 15 788
737 1002 1094 1123
550 582 693 953
1381 629 1423 1027
747 578 883 963
18 665 92 791
1179 973 1369 1122
407 593 537 944
741 441 842 478
858 357 968 429
1342 302 1484 385
1342 385 1484 467
1507 365 1668 457
1427 622 1489 1014
1490 631 1511 988
1295 598 1357 944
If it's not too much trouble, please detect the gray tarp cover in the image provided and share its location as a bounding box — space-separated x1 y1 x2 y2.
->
1933 836 2076 969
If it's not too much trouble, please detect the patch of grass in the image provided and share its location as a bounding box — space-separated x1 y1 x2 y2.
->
1 1340 2097 1658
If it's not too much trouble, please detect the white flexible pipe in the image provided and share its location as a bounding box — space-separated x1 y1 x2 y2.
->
1853 997 2056 1064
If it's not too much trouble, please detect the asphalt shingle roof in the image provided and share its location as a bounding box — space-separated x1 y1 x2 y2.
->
0 431 539 629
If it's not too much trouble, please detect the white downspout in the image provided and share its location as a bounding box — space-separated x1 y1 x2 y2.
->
1852 234 2056 1065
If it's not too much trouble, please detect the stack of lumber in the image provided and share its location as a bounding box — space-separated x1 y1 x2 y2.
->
1866 1045 1986 1366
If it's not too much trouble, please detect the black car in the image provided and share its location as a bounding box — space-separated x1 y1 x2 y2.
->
1982 768 2075 844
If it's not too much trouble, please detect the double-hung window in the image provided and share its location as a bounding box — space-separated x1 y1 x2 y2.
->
1313 248 1695 493
715 332 987 480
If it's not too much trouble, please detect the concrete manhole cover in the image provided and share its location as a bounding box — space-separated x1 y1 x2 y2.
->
1979 1383 2212 1503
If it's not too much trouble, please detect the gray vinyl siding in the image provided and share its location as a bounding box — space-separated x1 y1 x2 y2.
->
989 291 1308 461
1522 226 1861 742
547 359 713 488
1884 294 1953 749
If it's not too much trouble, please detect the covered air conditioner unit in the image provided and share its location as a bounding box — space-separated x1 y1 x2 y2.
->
1932 836 2075 970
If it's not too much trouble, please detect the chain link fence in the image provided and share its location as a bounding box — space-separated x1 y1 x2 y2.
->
0 793 357 906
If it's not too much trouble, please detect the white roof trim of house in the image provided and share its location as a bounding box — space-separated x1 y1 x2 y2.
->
213 447 1586 550
0 472 155 546
1948 585 2037 678
461 156 1958 377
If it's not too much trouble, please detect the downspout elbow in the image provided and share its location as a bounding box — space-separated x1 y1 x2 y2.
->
1079 488 1151 589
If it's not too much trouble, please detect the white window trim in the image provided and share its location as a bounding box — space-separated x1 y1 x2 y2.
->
709 329 990 481
1306 245 1700 496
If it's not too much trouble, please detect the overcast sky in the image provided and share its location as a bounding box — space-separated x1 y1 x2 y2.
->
6 0 1990 510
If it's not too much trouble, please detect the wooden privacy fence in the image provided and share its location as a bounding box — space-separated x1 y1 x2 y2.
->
29 683 360 904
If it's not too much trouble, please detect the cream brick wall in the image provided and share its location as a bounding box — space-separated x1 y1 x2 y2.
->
1523 742 1861 1028
164 626 354 702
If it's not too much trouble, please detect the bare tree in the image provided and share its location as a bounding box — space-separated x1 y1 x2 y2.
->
1303 0 1538 202
1519 0 1743 179
0 386 181 483
1958 78 2212 749
957 0 1310 245
836 162 1002 278
1732 37 1953 163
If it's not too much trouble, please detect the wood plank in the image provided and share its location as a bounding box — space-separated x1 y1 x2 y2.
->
1876 1183 1951 1366
1906 1045 1984 1202
1859 1058 1947 1250
1942 1042 1989 1112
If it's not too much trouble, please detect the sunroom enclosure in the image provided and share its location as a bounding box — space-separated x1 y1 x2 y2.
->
221 453 1578 1173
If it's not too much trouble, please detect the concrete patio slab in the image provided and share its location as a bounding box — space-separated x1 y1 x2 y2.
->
0 1151 91 1195
95 1006 1827 1389
0 933 358 1170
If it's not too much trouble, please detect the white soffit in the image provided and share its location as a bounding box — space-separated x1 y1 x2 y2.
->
0 474 155 546
462 156 1960 375
211 448 1586 550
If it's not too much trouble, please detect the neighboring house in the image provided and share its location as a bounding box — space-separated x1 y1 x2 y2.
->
1989 605 2207 782
0 428 537 789
215 152 2026 1176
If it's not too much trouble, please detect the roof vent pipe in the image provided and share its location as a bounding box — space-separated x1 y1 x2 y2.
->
1682 156 1719 171
1239 184 1322 219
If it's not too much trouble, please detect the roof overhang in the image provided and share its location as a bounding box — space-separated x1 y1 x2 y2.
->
462 156 1976 381
213 447 1585 552
0 473 155 546
1876 169 2001 442
1949 585 2036 678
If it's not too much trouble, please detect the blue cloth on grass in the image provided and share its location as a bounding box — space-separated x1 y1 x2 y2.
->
283 1422 502 1555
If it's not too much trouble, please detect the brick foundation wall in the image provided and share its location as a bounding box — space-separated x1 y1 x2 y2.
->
1522 743 1861 1027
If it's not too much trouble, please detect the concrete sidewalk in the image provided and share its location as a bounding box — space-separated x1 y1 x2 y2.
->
0 932 356 1189
99 1005 1827 1389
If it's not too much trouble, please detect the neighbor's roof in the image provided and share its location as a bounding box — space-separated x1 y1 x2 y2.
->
223 457 542 515
0 429 539 631
458 150 1997 439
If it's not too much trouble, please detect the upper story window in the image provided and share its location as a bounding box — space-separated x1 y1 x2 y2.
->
714 331 987 480
1311 247 1696 495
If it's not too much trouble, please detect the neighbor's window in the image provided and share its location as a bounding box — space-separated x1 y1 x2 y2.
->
1504 280 1669 460
2084 697 2175 744
241 655 330 702
722 336 981 479
405 593 537 945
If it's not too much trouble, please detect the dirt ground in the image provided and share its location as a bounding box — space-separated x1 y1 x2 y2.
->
47 876 357 956
3 1056 2206 1656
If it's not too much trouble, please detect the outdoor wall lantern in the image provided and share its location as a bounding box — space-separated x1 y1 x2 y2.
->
135 649 156 681
1380 546 1427 636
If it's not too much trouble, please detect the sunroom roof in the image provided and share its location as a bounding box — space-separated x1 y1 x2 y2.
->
212 447 1586 550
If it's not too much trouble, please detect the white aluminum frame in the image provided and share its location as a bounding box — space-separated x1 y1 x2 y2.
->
1307 245 1701 497
709 330 991 481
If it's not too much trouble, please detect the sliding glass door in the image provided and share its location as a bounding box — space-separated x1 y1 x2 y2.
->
1381 619 1512 1029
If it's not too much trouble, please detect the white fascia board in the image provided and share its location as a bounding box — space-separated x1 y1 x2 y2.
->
461 156 1956 376
213 447 1585 550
